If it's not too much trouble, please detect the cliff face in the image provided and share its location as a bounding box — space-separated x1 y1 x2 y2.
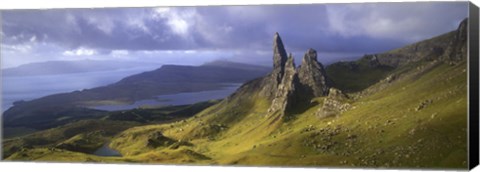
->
268 54 300 116
222 33 333 119
364 19 468 68
259 33 289 100
260 34 332 117
326 18 469 93
297 48 331 97
445 18 467 62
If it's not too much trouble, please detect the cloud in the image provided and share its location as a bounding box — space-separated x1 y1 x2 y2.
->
3 44 33 53
152 7 196 38
110 50 129 58
325 2 467 42
63 47 97 56
0 2 469 67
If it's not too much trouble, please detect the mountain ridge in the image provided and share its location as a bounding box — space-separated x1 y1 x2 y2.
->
2 61 270 130
2 60 161 77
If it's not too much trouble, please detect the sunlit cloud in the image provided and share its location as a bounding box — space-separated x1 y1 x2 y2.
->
152 7 196 38
63 47 98 56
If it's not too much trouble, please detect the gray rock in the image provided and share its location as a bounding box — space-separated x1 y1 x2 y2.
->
297 48 331 97
259 33 290 100
445 18 467 62
268 54 299 116
272 32 289 75
316 88 351 118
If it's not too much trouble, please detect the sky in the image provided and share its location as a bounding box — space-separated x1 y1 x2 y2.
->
0 2 469 68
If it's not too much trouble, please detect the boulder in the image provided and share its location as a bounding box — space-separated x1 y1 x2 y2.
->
316 88 351 119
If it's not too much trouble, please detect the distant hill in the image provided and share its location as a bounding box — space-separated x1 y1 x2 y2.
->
2 60 161 76
202 60 271 71
2 60 271 130
116 61 270 85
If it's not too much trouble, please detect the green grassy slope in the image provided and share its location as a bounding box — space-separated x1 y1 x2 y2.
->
2 100 218 162
4 60 467 169
46 58 462 168
326 60 394 92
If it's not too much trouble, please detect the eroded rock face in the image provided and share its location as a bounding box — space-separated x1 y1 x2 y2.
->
239 33 332 118
267 48 333 117
297 48 331 97
260 33 290 100
268 54 299 116
316 88 351 119
446 18 467 62
272 33 287 84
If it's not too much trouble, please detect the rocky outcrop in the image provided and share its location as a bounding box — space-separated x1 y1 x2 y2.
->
297 48 331 97
268 54 300 116
260 33 290 100
316 88 351 119
445 18 467 62
273 32 289 77
368 18 468 68
263 34 332 117
228 33 333 119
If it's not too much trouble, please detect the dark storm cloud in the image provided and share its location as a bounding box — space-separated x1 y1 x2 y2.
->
2 8 197 50
1 2 469 55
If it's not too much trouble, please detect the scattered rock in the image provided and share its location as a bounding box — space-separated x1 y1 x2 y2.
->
347 134 357 140
385 75 396 83
415 99 433 111
430 113 438 119
409 128 416 136
303 125 316 132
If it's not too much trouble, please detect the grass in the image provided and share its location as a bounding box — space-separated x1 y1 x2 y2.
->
326 61 394 93
3 59 467 169
58 59 463 169
2 127 38 139
2 119 140 159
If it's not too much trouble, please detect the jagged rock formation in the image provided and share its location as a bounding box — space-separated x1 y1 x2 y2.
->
268 54 300 116
272 32 289 78
445 18 467 62
262 34 331 117
260 32 290 100
215 33 344 121
297 49 331 97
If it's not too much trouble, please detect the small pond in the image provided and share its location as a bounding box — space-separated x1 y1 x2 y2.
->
93 143 122 157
